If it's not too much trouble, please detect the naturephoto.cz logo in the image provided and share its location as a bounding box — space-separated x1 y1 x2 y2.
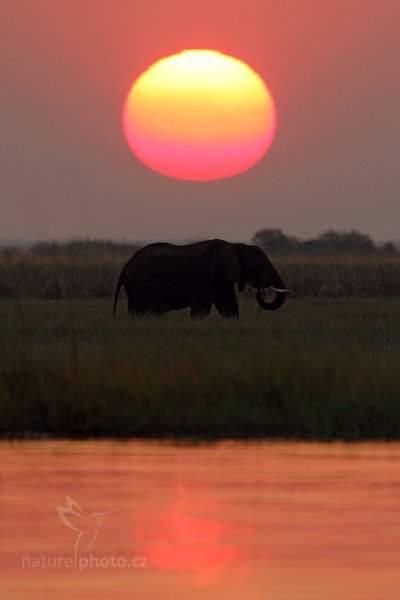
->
21 496 149 572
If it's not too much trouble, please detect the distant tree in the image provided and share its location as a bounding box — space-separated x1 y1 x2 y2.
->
302 230 376 254
252 228 299 254
380 241 397 253
250 228 398 254
31 241 60 255
31 239 142 256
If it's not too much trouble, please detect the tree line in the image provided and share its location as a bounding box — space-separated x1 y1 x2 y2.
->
4 229 397 256
252 229 398 255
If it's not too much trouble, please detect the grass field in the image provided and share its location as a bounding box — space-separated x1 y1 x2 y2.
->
1 296 399 440
1 249 400 298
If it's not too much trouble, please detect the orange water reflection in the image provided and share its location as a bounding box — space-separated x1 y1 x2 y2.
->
142 486 241 574
1 441 400 599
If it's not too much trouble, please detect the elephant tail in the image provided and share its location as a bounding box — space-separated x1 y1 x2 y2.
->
112 275 123 316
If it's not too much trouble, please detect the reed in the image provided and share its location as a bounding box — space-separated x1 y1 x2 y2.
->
1 249 399 299
1 297 399 439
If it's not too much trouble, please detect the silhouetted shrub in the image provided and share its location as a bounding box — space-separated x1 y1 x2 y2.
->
252 228 398 255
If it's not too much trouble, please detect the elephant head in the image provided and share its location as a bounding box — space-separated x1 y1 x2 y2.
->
221 243 290 310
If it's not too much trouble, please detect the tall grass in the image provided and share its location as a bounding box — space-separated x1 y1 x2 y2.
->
2 342 400 439
0 250 124 298
277 254 400 297
0 298 399 439
1 248 399 298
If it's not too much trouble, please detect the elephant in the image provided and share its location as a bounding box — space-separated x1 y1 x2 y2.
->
113 239 290 319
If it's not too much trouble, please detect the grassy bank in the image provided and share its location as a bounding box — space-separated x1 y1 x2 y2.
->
1 249 400 298
1 298 399 439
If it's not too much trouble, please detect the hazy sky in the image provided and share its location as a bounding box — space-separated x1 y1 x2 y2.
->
1 0 399 243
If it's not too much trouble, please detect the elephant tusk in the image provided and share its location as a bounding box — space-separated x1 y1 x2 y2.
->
268 286 292 294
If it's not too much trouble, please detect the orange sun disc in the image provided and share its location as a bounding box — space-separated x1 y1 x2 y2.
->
122 50 277 181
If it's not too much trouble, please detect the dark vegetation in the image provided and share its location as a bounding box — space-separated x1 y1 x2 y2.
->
252 228 398 255
0 298 399 440
29 239 141 256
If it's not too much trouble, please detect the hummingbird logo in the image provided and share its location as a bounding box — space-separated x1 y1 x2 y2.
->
56 497 119 569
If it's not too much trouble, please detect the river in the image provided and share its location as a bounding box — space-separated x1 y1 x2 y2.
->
1 441 399 599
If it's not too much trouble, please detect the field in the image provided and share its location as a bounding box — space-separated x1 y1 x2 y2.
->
1 249 400 299
1 292 400 440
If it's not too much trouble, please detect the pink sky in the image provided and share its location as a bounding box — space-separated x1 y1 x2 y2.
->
1 0 399 242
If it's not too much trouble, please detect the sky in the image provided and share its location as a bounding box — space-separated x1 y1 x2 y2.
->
1 0 399 243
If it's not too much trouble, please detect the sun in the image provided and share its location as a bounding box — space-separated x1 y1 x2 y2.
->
122 50 277 181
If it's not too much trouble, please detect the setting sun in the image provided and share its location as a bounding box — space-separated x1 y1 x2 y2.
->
122 50 277 181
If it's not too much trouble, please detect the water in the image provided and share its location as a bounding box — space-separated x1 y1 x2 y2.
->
1 441 399 599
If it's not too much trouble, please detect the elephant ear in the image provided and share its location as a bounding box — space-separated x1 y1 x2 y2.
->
220 245 241 283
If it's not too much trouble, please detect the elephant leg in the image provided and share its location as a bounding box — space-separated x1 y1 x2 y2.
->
127 296 137 315
190 303 212 319
190 284 213 319
214 286 239 318
125 284 138 315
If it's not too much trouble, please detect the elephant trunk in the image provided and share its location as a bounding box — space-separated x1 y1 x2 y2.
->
256 274 290 311
256 288 287 310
